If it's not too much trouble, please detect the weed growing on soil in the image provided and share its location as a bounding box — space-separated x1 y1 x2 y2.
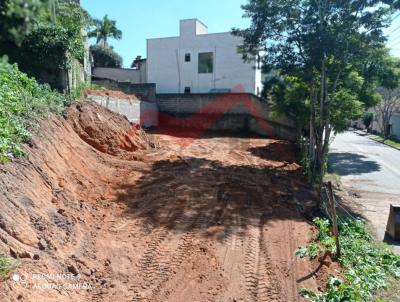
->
0 256 17 280
0 58 66 163
297 217 400 301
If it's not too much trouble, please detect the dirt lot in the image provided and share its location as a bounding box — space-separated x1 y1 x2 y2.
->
0 102 333 301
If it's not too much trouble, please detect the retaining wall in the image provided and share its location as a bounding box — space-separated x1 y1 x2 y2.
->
156 93 297 141
92 78 156 102
87 94 158 128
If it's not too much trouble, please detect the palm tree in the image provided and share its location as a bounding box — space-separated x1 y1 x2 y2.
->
88 15 122 47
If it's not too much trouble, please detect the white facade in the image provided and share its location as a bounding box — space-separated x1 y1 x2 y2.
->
147 19 262 95
371 111 400 140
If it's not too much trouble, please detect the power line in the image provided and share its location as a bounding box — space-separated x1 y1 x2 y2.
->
386 12 400 39
388 24 400 36
389 39 400 48
393 12 400 21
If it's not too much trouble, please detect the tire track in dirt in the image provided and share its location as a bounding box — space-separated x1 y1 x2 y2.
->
131 208 210 302
243 207 284 302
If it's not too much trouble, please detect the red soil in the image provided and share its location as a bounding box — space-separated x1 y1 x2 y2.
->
67 102 155 160
0 101 339 302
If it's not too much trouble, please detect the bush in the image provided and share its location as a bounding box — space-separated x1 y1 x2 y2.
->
0 57 66 163
90 45 122 68
0 255 18 280
362 112 374 131
297 217 400 301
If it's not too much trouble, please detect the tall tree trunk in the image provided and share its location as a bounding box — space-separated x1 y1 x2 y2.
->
316 57 327 203
309 88 317 184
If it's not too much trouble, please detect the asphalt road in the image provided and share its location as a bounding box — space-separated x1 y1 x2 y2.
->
329 131 400 252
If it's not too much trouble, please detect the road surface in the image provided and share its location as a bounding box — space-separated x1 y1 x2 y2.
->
329 131 400 252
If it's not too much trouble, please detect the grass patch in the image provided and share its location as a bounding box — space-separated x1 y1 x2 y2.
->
0 57 70 163
370 135 400 150
296 217 400 301
0 255 18 280
90 83 106 90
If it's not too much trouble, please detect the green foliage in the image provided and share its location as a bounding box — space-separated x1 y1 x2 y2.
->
362 112 374 130
15 2 90 88
90 45 123 68
0 0 46 47
1 2 91 90
0 58 65 163
88 14 122 47
0 255 18 280
21 22 84 68
56 2 93 32
90 83 106 90
295 242 321 259
371 135 400 149
234 0 396 187
264 75 309 128
297 217 400 301
331 89 364 133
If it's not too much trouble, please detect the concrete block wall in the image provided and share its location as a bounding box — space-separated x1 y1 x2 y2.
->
87 95 158 128
156 93 296 141
92 67 147 84
92 78 156 102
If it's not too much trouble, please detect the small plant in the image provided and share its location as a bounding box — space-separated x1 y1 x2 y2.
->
295 242 321 259
0 255 18 280
297 217 400 301
90 83 106 90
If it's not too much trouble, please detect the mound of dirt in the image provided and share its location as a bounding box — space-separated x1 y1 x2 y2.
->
67 102 156 160
85 88 139 101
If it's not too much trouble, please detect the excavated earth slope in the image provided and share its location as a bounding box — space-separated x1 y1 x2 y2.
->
0 101 334 302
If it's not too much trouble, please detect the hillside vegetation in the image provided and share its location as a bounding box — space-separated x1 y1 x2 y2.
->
0 59 66 163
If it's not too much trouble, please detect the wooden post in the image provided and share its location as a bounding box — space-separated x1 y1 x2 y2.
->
327 181 341 259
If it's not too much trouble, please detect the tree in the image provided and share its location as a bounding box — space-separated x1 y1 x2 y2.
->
263 75 309 140
362 112 374 132
375 87 400 138
88 15 122 47
90 45 122 68
0 0 47 51
234 0 396 195
373 55 400 138
4 2 92 90
131 56 144 69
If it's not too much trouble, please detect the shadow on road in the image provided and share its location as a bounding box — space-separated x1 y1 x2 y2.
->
328 152 381 176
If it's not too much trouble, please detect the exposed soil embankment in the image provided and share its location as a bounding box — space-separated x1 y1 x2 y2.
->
0 101 336 301
68 102 155 160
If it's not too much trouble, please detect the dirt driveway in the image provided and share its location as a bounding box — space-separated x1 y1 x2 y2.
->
0 103 326 302
92 133 321 302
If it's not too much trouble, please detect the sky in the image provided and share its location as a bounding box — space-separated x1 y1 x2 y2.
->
81 0 400 68
80 0 250 67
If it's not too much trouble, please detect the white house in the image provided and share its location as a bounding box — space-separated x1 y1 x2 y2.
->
371 109 400 140
147 19 262 95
